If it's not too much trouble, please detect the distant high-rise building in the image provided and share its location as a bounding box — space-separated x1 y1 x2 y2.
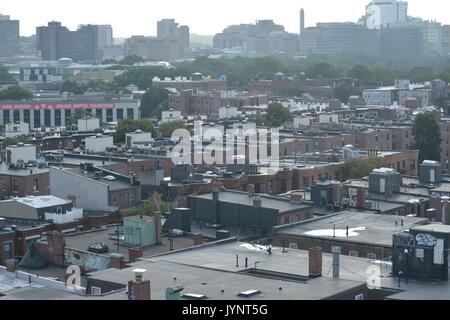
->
361 0 408 30
213 20 298 55
300 9 305 35
157 19 179 38
0 14 20 57
300 23 379 56
125 19 190 61
36 22 100 62
91 24 113 49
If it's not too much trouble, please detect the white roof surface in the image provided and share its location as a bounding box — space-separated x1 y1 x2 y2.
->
9 195 71 209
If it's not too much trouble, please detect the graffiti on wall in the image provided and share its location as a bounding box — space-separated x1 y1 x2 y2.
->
64 247 110 272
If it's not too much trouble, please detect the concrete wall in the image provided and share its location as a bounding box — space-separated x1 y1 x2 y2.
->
50 167 112 211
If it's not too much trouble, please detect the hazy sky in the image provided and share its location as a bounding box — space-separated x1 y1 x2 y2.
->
0 0 449 38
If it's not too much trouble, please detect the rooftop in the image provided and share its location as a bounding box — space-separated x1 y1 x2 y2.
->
274 211 429 247
1 195 70 209
193 190 312 213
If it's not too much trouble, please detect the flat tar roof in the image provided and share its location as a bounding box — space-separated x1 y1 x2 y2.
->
274 211 429 246
194 190 312 213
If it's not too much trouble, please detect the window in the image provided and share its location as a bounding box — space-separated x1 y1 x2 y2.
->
349 251 359 257
13 179 19 192
284 216 290 225
3 242 12 260
112 196 117 205
91 287 102 295
367 253 377 260
289 243 298 249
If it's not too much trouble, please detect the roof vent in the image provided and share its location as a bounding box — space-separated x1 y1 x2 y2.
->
238 290 261 297
104 175 116 181
182 293 208 300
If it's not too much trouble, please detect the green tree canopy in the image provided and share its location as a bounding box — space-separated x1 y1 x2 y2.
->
411 112 441 163
306 62 342 79
264 102 293 127
334 83 360 104
0 66 16 84
113 118 156 143
0 86 32 101
120 55 145 66
158 120 188 139
343 157 391 181
102 58 118 65
347 65 371 81
141 86 170 118
60 80 86 94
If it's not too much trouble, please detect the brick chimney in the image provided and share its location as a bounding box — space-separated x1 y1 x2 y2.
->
128 269 151 300
110 253 125 269
129 248 143 263
253 197 262 208
290 192 303 203
308 247 322 278
247 184 255 196
47 231 65 266
192 233 204 246
154 211 162 244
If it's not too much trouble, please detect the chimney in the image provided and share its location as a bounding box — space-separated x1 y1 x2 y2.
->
308 247 322 278
128 269 151 300
426 208 436 221
356 188 366 209
247 184 255 196
128 248 143 263
290 192 303 203
192 233 204 246
253 197 262 208
109 253 125 269
300 8 305 35
154 212 162 244
332 246 341 279
212 180 222 201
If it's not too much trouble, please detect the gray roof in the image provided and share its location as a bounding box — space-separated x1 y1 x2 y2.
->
194 190 312 213
274 211 429 247
87 259 366 300
62 167 136 191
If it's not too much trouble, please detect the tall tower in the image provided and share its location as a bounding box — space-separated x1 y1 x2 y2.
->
300 9 305 35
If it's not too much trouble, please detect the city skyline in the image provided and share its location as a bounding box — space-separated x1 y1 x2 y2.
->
0 0 449 38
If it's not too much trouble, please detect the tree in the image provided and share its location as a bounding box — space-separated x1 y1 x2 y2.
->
141 87 170 118
306 62 341 79
121 192 176 218
102 58 118 65
264 102 292 127
113 118 156 143
66 109 92 126
0 86 32 101
0 66 16 84
334 83 359 104
343 157 391 181
347 65 371 81
120 55 144 66
60 80 86 94
411 112 441 162
158 120 187 138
